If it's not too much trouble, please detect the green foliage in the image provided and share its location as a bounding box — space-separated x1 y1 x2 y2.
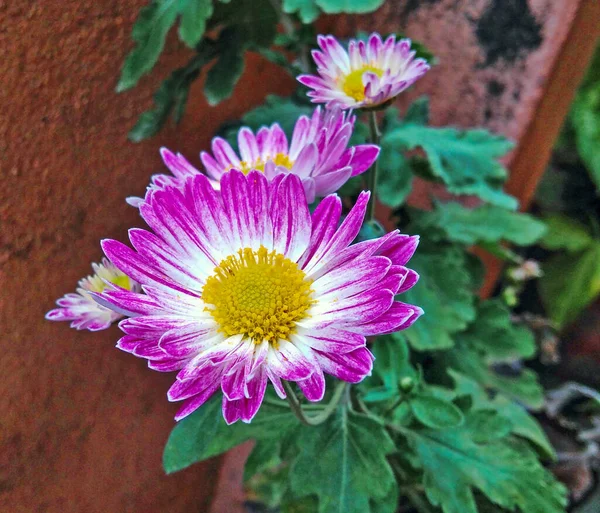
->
404 417 566 513
203 27 245 105
289 408 396 513
382 123 517 209
128 50 213 141
229 95 314 139
409 394 464 429
283 0 385 23
403 246 477 350
539 242 600 329
117 0 182 92
540 214 594 251
163 394 299 473
412 201 547 246
178 0 214 47
571 46 600 189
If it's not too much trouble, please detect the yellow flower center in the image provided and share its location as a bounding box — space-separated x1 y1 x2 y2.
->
236 153 295 175
342 66 384 101
84 273 131 293
202 246 314 343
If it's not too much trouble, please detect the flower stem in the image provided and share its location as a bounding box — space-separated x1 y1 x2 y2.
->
366 110 381 222
283 381 347 426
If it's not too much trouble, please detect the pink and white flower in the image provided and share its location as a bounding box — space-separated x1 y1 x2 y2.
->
46 258 139 331
97 170 422 424
298 33 430 110
128 107 379 206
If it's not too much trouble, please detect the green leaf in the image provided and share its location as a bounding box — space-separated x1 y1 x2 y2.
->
316 0 386 15
286 0 386 21
539 242 600 329
377 147 414 208
361 334 416 403
282 0 321 23
290 409 395 513
403 96 430 125
540 214 593 252
118 0 181 92
128 51 210 141
441 344 544 409
403 246 477 350
463 410 512 443
211 0 277 48
449 371 555 459
571 46 600 190
412 201 547 246
370 487 399 513
163 395 298 474
410 394 464 429
204 28 245 105
459 300 537 361
178 0 213 48
383 125 517 209
405 419 567 513
230 95 314 140
244 438 282 483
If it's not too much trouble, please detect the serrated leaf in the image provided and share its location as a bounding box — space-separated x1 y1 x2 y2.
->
383 125 517 209
459 300 537 361
178 0 213 48
410 394 464 429
163 395 298 473
449 371 555 459
441 343 544 409
540 214 593 252
539 242 600 329
118 0 181 92
204 28 245 105
403 246 477 350
405 419 567 513
412 201 547 246
290 409 395 513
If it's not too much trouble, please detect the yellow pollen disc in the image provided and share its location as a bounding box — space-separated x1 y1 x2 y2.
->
235 153 294 175
202 246 314 344
342 66 384 102
109 275 131 291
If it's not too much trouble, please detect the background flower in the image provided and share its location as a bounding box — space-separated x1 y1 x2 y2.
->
299 33 430 110
46 258 139 331
128 107 379 206
97 170 422 424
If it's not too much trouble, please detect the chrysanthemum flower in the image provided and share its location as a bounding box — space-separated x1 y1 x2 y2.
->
127 107 379 206
96 171 422 424
46 258 139 331
298 33 430 110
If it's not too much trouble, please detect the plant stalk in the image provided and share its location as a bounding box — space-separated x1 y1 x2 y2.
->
366 110 382 222
282 381 347 426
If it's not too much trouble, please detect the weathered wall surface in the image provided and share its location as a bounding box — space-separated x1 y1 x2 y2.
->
0 1 294 512
1 1 597 512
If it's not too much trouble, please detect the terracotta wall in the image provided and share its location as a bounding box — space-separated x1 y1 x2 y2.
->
1 1 598 512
